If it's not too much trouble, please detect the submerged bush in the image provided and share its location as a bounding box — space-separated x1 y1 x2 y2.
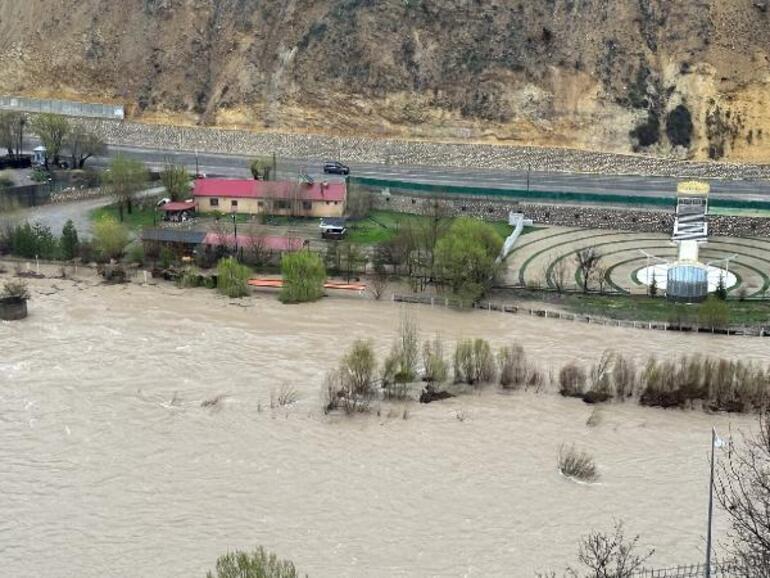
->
382 313 420 399
558 444 599 482
422 335 449 384
216 257 251 298
2 279 30 301
206 546 305 578
559 362 587 397
498 343 531 389
325 340 377 414
454 338 496 385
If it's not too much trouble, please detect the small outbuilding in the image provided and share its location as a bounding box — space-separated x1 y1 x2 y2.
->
160 201 196 222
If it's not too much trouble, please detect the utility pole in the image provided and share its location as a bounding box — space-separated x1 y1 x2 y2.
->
195 148 199 177
272 152 277 181
526 164 531 192
232 211 238 256
705 427 717 578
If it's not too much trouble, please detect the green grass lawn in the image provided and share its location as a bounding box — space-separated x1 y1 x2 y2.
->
346 210 525 245
560 293 770 325
90 204 161 231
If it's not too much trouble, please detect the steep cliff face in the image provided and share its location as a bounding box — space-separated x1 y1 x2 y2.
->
1 0 769 161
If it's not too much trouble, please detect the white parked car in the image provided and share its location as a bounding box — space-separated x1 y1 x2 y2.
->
156 197 171 207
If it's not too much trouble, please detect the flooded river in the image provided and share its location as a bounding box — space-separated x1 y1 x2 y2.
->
1 267 765 577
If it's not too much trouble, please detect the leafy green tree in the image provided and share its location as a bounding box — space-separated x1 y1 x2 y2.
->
9 222 58 259
32 113 70 167
280 251 326 303
206 546 304 578
105 155 149 221
60 220 79 260
698 295 730 330
434 217 503 304
65 125 106 169
160 163 191 201
216 257 251 298
92 216 130 260
250 156 274 181
0 111 25 158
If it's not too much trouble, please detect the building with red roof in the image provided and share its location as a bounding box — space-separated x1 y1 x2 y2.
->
193 178 346 218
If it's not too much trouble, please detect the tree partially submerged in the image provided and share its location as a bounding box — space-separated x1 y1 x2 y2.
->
716 416 770 573
280 251 326 303
206 546 305 578
217 257 251 298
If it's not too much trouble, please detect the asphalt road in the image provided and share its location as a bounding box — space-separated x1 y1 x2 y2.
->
91 144 770 203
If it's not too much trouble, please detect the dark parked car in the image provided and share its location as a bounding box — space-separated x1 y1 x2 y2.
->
323 161 350 175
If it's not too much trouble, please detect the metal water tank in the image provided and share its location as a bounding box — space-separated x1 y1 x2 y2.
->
666 263 709 302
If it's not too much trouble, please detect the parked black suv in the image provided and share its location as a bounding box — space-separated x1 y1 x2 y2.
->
323 161 350 175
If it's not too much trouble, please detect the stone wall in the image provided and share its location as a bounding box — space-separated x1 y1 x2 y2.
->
372 191 770 237
72 117 770 180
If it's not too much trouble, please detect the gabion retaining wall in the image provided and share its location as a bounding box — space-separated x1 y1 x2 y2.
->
373 191 770 237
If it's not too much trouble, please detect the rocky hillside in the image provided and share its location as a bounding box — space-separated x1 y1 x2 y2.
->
1 0 770 161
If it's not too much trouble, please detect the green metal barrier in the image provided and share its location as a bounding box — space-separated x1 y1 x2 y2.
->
351 176 770 212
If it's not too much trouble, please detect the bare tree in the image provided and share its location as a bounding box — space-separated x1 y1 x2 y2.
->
65 125 106 169
716 415 770 574
592 262 609 295
547 254 569 293
370 260 389 300
0 111 25 158
539 521 654 578
574 248 602 293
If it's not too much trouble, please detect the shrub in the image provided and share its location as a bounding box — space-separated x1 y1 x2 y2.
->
558 444 599 482
559 362 587 397
8 222 59 259
698 295 730 329
2 280 30 301
341 339 377 396
126 242 145 265
216 257 251 298
382 312 420 398
280 251 326 304
60 220 79 260
422 335 449 384
612 354 637 400
92 215 130 260
666 104 694 148
206 546 304 578
453 338 496 385
178 268 203 288
324 368 371 415
498 343 528 389
159 246 175 269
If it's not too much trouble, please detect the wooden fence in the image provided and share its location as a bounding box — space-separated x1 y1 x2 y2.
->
392 294 770 338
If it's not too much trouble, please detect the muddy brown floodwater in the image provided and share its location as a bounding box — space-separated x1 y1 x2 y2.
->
1 267 766 578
